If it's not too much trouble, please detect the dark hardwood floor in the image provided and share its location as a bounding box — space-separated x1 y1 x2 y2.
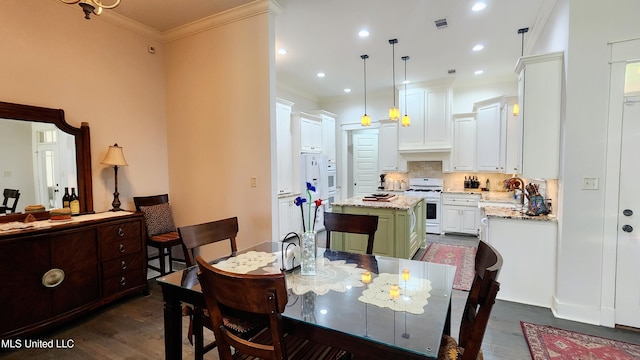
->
1 234 637 360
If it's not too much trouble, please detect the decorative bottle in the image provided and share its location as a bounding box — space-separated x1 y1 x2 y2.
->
62 187 71 209
300 230 317 276
70 188 80 215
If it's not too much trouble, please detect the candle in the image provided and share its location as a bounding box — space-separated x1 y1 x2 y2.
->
402 268 410 281
390 284 400 299
361 271 372 284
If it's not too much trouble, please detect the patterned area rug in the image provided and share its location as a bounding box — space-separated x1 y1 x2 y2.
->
420 243 476 291
521 322 640 359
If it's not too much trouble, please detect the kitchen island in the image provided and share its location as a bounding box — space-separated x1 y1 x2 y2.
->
330 195 425 259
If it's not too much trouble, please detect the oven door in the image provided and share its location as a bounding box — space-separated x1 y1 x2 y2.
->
425 197 441 234
325 191 336 212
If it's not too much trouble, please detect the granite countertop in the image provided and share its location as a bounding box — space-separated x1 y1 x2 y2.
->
484 206 557 222
331 195 422 210
444 190 513 202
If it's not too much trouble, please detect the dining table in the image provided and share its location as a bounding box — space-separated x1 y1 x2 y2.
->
156 241 456 359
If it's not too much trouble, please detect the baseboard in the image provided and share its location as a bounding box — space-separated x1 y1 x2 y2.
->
551 295 603 326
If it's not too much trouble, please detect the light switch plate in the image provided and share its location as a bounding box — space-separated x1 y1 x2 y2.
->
582 177 599 190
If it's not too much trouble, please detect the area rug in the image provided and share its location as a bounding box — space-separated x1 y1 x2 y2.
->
420 243 476 291
521 321 640 360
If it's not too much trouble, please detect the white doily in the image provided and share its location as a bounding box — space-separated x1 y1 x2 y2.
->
266 258 365 295
213 251 277 274
358 273 432 314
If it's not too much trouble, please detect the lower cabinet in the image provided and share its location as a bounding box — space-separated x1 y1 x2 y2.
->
0 212 146 338
441 193 481 235
278 195 302 240
331 199 425 259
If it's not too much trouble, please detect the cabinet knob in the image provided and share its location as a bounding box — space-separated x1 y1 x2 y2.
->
119 277 127 286
42 268 65 288
119 244 126 253
117 227 125 237
622 224 633 233
120 260 127 270
623 209 633 216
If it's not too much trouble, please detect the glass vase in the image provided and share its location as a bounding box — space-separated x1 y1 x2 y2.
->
300 230 317 275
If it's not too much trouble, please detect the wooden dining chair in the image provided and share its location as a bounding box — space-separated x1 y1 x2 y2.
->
177 217 241 359
324 212 379 255
196 256 351 360
438 240 503 360
0 189 20 214
133 194 184 276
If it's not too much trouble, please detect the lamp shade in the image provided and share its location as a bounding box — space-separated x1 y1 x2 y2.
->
101 143 128 166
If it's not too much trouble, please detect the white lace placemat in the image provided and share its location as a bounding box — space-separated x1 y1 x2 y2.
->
265 258 366 295
358 273 432 314
213 251 277 274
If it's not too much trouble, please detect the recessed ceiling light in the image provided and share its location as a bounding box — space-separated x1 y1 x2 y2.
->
403 80 410 84
317 72 325 78
474 70 485 75
344 88 351 93
358 30 370 37
472 2 487 11
472 44 484 51
277 48 287 55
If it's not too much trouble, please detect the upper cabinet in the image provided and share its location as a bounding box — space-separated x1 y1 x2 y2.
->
276 99 295 195
451 113 476 171
398 82 452 152
310 110 337 164
515 52 563 179
474 97 507 173
378 120 401 172
292 112 323 153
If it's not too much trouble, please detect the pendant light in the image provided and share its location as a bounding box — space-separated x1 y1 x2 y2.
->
401 56 411 127
388 39 400 121
361 54 371 126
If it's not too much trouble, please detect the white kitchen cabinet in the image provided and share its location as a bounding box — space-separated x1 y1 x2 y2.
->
276 99 294 195
441 193 481 235
398 83 452 152
486 216 557 307
474 97 506 172
451 113 476 171
278 194 302 239
292 112 323 153
311 110 337 164
378 120 401 172
515 52 563 179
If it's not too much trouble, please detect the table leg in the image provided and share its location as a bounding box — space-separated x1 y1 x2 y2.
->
162 289 182 360
444 296 452 336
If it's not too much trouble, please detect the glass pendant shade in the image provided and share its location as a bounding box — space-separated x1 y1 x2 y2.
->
361 114 372 126
401 55 411 127
401 114 411 127
513 103 519 116
389 107 400 121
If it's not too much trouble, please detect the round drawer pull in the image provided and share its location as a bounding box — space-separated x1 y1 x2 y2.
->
120 277 126 286
42 268 65 288
120 260 127 270
117 227 125 237
119 244 126 253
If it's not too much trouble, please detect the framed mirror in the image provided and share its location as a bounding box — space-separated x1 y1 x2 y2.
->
0 101 93 214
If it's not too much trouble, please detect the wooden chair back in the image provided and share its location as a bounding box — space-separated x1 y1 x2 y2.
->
178 217 239 267
457 240 503 360
1 189 20 213
133 193 169 210
196 256 289 360
323 212 379 254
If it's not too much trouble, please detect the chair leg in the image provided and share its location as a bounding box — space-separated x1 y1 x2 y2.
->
158 246 167 276
168 247 174 273
193 308 204 360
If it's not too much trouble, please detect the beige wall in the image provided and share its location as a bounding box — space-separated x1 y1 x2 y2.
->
0 0 169 212
165 4 274 252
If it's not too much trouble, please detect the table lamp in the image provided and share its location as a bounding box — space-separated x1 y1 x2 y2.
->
101 143 128 211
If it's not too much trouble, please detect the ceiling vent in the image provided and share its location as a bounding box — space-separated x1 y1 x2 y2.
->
435 18 448 29
448 69 456 74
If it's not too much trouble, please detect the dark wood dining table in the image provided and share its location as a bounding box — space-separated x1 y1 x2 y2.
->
156 242 456 359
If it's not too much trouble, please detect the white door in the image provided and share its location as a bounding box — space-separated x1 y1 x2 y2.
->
615 92 640 328
352 131 378 197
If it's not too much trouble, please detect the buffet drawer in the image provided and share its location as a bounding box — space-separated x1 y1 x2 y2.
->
103 270 145 297
102 252 143 278
100 231 142 261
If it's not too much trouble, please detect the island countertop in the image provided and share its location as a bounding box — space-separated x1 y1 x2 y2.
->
331 195 422 210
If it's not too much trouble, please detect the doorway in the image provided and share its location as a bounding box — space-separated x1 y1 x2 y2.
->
349 129 379 198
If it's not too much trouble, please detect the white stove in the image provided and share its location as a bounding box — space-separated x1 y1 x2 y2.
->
404 178 443 234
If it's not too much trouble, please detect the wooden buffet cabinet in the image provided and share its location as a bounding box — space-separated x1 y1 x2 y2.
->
0 212 147 338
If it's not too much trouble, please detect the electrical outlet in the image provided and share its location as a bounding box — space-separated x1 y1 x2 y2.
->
250 177 257 188
582 177 599 190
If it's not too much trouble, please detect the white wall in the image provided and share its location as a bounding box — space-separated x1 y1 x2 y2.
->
0 0 168 213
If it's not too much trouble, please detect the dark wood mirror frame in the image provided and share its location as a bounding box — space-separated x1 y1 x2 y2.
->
0 101 93 214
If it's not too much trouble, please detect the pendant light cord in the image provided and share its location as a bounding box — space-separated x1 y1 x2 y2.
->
390 39 397 108
402 56 409 113
362 54 369 114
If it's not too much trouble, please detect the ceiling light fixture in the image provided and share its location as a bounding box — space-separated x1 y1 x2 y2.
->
475 70 484 75
359 30 370 37
277 48 288 55
472 2 487 12
388 39 400 121
361 54 371 127
317 72 325 78
401 56 411 127
473 44 484 51
58 0 121 20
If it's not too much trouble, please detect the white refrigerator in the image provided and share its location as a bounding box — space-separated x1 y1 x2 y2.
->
300 153 327 232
